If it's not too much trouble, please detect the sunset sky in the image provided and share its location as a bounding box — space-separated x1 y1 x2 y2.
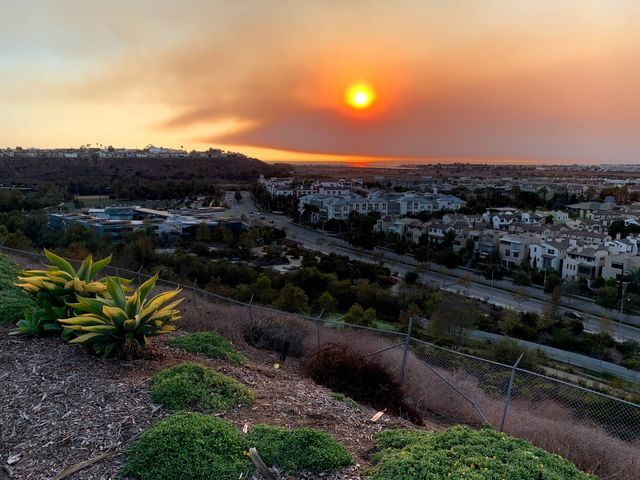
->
1 0 639 164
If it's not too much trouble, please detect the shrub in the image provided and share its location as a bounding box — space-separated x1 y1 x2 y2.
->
370 426 595 480
513 271 531 286
244 315 306 357
272 282 309 313
122 412 253 480
304 344 422 422
149 362 253 412
169 331 246 366
404 271 419 285
248 424 352 473
486 337 544 371
0 254 37 325
59 274 182 356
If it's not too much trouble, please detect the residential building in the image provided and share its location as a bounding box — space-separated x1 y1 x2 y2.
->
561 246 610 284
529 240 570 271
499 234 538 268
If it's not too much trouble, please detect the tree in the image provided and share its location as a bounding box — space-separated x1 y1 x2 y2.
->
543 273 561 294
515 286 528 306
513 271 531 286
538 287 562 332
343 303 364 325
600 315 613 335
488 338 542 370
273 283 309 313
630 267 640 292
253 274 276 304
498 309 535 339
429 296 479 346
195 222 211 242
424 291 444 316
458 274 472 295
595 286 619 309
317 291 336 314
399 303 424 332
300 203 319 224
347 211 381 249
404 270 419 285
361 307 377 327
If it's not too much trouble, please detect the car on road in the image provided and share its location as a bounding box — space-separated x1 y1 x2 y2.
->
563 311 584 321
269 220 275 224
260 216 265 220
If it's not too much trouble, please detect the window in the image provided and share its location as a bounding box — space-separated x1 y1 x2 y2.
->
513 251 519 258
505 249 511 257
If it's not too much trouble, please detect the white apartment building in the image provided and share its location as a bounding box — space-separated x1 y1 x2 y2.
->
298 194 388 222
529 240 570 271
561 246 609 283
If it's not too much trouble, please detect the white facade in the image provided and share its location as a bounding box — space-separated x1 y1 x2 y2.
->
529 241 568 271
561 246 609 283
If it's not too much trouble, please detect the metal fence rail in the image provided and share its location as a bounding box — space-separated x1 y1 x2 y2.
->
3 245 640 449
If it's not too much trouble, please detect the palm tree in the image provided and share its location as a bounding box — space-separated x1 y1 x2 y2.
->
629 267 640 292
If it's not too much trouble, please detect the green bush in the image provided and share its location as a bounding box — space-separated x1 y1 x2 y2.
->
370 426 595 480
169 332 246 366
0 254 36 325
248 424 352 473
149 363 253 412
122 412 253 480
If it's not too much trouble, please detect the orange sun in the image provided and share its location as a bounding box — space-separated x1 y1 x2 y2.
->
345 83 376 110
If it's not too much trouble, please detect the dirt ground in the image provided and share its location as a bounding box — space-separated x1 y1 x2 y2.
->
0 326 439 480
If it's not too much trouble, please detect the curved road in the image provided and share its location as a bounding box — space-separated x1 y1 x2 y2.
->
226 191 640 342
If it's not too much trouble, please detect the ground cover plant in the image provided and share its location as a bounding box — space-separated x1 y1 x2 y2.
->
121 412 253 480
0 253 36 324
369 426 596 480
149 362 253 412
248 424 352 474
168 331 246 366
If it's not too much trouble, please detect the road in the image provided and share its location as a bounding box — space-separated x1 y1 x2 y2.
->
226 191 640 342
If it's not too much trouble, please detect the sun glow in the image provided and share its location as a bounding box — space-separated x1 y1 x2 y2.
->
346 83 376 110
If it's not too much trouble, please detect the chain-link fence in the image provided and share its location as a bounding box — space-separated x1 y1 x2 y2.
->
4 245 640 476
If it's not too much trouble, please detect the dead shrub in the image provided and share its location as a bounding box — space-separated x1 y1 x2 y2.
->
304 343 422 423
244 313 308 358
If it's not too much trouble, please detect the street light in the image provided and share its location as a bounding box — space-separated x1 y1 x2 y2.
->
619 281 629 327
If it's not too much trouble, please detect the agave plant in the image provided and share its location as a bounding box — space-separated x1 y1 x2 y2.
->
11 303 68 336
16 249 113 302
59 274 182 356
13 249 120 335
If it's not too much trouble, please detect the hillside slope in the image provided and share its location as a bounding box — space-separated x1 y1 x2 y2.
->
0 153 288 184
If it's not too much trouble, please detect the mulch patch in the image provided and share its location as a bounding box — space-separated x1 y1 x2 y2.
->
0 327 440 480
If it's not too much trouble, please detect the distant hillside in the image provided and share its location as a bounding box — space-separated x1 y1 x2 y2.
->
0 153 289 184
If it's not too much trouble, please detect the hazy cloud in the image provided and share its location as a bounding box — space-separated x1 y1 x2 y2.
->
1 0 640 162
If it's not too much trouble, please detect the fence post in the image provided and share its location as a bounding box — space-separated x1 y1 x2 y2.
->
500 353 523 432
399 316 413 388
316 309 324 351
248 294 254 330
192 279 198 305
